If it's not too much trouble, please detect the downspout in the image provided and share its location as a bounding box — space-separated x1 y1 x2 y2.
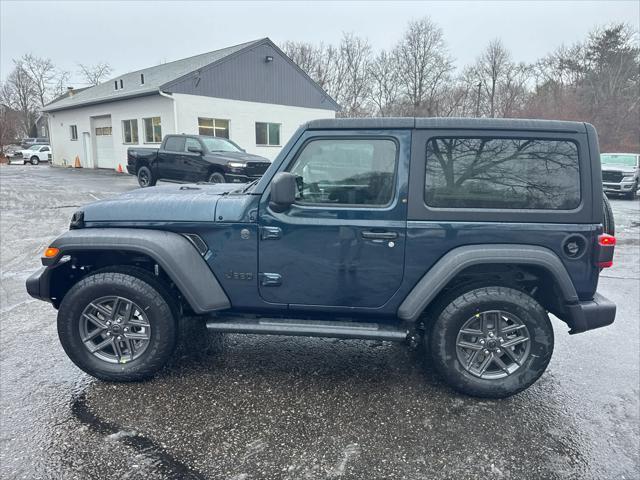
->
158 90 178 133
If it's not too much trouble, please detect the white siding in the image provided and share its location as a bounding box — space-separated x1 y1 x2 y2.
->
172 93 335 160
47 95 175 170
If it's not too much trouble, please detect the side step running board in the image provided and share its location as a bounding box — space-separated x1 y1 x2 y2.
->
206 317 409 342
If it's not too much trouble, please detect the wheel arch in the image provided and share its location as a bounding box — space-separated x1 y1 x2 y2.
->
44 228 230 314
398 244 579 325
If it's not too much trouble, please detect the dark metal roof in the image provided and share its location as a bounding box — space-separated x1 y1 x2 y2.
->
306 117 588 133
43 38 338 112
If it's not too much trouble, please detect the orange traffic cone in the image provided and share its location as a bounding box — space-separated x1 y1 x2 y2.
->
74 156 82 168
117 163 124 173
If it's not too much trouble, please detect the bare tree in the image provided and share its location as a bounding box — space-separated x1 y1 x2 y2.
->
281 41 338 95
21 54 56 107
0 101 20 153
1 62 37 136
395 17 454 116
77 62 113 85
368 50 401 116
335 33 373 117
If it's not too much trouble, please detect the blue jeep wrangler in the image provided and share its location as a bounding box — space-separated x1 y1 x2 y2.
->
27 118 617 398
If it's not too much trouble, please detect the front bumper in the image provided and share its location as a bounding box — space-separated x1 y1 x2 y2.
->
565 293 616 334
226 173 264 183
26 266 52 304
603 181 636 192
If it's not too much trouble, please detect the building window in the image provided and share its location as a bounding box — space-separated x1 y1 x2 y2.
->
424 137 580 210
143 117 162 143
198 117 229 138
119 79 123 89
255 122 280 146
70 125 78 141
95 126 112 136
140 73 145 85
114 81 118 90
122 119 139 144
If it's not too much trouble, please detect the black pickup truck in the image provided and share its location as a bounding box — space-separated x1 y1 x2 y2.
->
127 134 271 187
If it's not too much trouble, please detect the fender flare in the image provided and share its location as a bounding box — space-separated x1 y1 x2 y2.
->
397 244 578 322
48 228 230 314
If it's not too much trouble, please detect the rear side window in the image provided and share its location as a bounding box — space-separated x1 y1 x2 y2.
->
164 136 185 152
425 137 580 210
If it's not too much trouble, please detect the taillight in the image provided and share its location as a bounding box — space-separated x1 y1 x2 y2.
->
596 234 616 268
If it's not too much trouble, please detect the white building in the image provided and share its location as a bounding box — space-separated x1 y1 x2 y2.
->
43 38 338 169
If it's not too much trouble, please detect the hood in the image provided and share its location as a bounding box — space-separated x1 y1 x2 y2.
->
206 151 271 163
81 183 240 223
601 165 637 174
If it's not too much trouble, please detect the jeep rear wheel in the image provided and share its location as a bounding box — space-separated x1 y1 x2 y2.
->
57 272 177 381
429 286 554 398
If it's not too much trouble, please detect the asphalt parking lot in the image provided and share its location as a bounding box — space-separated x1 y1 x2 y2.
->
1 165 638 480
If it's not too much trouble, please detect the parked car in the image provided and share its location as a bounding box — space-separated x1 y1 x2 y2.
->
601 152 639 199
26 118 616 398
21 137 49 149
127 134 271 188
11 144 51 165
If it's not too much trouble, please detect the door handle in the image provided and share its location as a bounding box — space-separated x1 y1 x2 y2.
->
361 231 398 240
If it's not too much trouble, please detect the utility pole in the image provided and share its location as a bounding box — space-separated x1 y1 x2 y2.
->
475 82 482 118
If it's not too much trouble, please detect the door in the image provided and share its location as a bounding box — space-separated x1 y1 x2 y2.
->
93 116 113 169
157 136 185 181
258 131 410 310
182 137 208 182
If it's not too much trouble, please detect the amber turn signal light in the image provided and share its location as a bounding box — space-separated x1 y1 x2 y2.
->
43 247 60 258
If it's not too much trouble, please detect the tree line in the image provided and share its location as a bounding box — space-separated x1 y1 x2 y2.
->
282 19 639 152
1 19 637 153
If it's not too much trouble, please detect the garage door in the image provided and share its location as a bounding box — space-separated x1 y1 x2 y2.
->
93 116 114 169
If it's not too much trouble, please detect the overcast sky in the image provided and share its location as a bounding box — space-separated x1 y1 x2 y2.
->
1 0 638 86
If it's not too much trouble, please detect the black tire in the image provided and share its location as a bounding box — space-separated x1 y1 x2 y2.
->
137 165 156 188
208 171 226 183
57 271 177 382
430 286 554 398
30 156 40 165
602 195 615 236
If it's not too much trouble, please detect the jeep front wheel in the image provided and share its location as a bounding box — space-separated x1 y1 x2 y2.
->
429 286 554 398
57 272 177 381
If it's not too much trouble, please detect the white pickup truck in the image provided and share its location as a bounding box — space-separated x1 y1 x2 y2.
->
11 144 52 165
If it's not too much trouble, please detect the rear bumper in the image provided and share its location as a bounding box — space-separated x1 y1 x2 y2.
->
26 267 53 304
565 293 616 334
126 165 135 175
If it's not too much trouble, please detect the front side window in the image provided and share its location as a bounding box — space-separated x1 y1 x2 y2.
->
201 137 241 153
198 117 229 138
143 117 162 143
256 122 281 146
70 125 78 140
425 137 580 210
163 136 185 152
184 137 201 152
122 119 139 144
288 138 397 206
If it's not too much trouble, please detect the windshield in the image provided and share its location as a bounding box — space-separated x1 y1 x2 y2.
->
601 154 638 167
201 137 242 153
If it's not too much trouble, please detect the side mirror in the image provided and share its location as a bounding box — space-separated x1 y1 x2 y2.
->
269 172 297 212
187 146 203 154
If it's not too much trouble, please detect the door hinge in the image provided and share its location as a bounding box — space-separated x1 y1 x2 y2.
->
261 226 282 240
260 273 282 286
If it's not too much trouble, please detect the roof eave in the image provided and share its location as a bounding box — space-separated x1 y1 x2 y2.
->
43 90 160 112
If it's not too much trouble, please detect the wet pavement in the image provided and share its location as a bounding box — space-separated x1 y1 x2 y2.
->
1 165 638 480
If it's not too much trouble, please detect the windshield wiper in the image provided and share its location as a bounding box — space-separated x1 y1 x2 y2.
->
242 179 260 192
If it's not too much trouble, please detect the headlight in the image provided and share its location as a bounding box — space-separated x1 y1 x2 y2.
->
622 175 635 181
227 161 245 169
